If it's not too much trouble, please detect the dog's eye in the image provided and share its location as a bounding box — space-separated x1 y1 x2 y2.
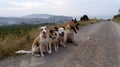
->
41 29 43 31
45 28 46 30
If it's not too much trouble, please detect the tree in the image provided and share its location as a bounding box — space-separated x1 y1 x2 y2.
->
113 8 120 19
118 8 120 14
80 15 89 21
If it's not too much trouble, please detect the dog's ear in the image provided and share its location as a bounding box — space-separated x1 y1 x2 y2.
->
74 18 77 23
71 19 74 21
40 27 43 31
54 27 58 31
49 29 53 38
74 18 77 21
49 29 53 33
46 26 48 29
62 27 65 30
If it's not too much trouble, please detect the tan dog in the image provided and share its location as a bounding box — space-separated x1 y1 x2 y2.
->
31 36 49 56
15 26 51 57
64 18 79 46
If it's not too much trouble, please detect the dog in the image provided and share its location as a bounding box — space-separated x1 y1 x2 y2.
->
57 27 66 47
15 26 51 57
49 27 59 51
36 26 52 57
64 18 79 46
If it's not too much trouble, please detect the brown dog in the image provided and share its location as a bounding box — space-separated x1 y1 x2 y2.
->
64 18 79 46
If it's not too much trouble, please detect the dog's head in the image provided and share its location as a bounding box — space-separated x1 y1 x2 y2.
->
53 27 58 36
40 26 49 38
58 27 65 37
49 27 58 39
66 18 79 33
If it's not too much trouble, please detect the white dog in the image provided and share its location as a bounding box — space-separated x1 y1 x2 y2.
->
57 27 66 47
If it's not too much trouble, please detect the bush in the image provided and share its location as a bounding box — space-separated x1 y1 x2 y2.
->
113 14 120 19
113 14 120 22
80 15 89 21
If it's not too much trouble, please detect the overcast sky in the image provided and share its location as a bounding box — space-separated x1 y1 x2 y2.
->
0 0 120 18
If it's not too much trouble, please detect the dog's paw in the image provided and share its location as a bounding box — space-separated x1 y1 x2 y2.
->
56 47 59 49
63 45 66 47
48 50 52 53
55 49 58 51
41 54 45 57
35 54 40 57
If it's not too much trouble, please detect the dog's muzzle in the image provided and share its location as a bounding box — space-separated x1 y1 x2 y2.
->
59 32 64 37
42 32 47 38
76 23 79 30
71 26 77 33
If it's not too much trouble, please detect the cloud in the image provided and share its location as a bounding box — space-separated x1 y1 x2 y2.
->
0 0 69 16
0 0 119 17
116 0 120 2
8 0 68 9
8 1 49 9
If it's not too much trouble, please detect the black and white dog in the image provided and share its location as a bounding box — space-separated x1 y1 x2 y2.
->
49 27 59 51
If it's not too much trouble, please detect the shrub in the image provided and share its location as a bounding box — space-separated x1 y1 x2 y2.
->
80 15 90 21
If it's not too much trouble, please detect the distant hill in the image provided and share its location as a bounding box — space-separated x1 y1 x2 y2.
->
49 16 72 23
0 14 72 26
21 14 53 18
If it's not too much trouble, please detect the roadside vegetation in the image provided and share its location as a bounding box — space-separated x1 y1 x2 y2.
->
113 8 120 22
113 14 120 22
0 16 100 59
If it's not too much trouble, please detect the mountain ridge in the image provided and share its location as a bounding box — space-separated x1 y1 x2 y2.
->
0 14 72 26
21 14 53 18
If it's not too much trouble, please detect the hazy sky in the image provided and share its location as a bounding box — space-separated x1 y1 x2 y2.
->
0 0 120 17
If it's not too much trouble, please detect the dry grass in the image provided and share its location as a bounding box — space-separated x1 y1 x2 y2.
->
79 18 100 27
0 19 99 59
113 17 120 23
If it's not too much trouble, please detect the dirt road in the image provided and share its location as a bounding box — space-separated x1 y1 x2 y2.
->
1 21 120 67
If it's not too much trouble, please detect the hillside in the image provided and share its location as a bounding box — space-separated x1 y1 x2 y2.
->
0 14 72 26
21 14 53 18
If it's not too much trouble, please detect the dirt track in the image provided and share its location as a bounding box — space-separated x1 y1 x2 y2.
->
1 21 120 67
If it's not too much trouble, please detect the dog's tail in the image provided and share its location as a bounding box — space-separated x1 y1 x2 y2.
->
15 50 31 54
